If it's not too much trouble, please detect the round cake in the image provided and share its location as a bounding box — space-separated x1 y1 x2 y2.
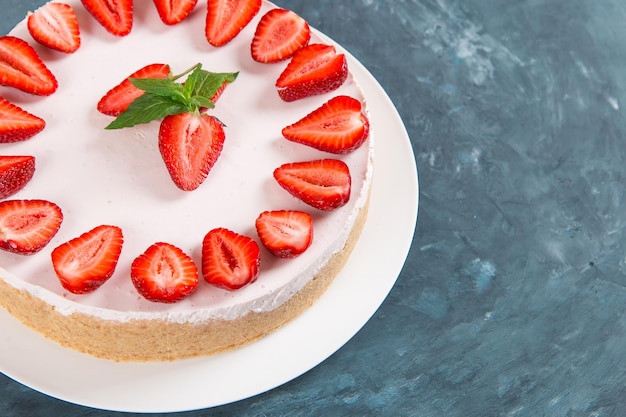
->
0 0 373 361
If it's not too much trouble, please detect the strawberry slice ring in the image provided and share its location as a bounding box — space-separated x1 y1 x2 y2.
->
81 0 133 37
275 43 348 101
153 0 199 25
131 242 199 303
202 228 261 290
0 199 63 255
0 155 36 199
51 225 124 294
255 210 313 258
251 8 310 63
205 0 262 47
0 98 46 143
282 95 370 154
273 159 352 211
27 2 82 53
0 35 58 96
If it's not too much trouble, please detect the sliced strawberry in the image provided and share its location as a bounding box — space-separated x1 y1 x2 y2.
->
0 199 63 255
27 2 81 53
51 225 123 294
0 98 46 143
81 0 133 37
131 242 199 303
202 228 260 290
255 210 313 258
282 96 369 154
158 112 225 191
251 8 310 63
276 43 348 102
153 0 198 25
273 159 351 211
0 156 35 199
205 0 261 47
0 36 58 96
97 63 171 116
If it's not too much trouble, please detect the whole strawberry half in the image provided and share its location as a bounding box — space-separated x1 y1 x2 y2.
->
0 36 58 96
27 2 81 53
251 8 310 63
97 63 171 116
276 43 347 102
0 199 63 255
0 155 36 199
153 0 199 25
273 159 351 211
205 0 261 47
255 210 313 258
202 228 260 290
81 0 133 36
131 242 199 303
0 98 46 143
158 112 225 191
51 225 124 294
282 95 370 154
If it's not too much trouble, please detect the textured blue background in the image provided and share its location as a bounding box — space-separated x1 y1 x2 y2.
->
2 0 626 416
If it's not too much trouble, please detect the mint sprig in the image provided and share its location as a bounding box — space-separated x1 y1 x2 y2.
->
105 64 238 130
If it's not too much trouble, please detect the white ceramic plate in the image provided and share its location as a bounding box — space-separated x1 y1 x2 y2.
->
0 2 418 413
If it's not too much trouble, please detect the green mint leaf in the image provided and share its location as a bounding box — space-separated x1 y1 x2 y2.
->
105 64 239 130
192 71 238 101
129 78 188 105
190 96 215 110
181 65 203 97
105 93 188 129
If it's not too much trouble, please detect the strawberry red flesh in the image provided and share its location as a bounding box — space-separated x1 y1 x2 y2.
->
97 63 171 116
153 0 199 25
202 228 260 290
0 155 36 199
255 210 313 258
251 8 310 63
0 36 58 96
0 199 63 255
0 98 46 143
205 0 261 47
81 0 133 36
273 159 351 211
131 242 199 303
276 43 347 102
282 95 370 154
27 2 81 53
158 112 225 191
51 225 124 294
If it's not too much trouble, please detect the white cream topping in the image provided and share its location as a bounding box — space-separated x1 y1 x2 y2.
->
0 1 373 323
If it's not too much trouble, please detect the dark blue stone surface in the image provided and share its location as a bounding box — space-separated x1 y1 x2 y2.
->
2 0 626 416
